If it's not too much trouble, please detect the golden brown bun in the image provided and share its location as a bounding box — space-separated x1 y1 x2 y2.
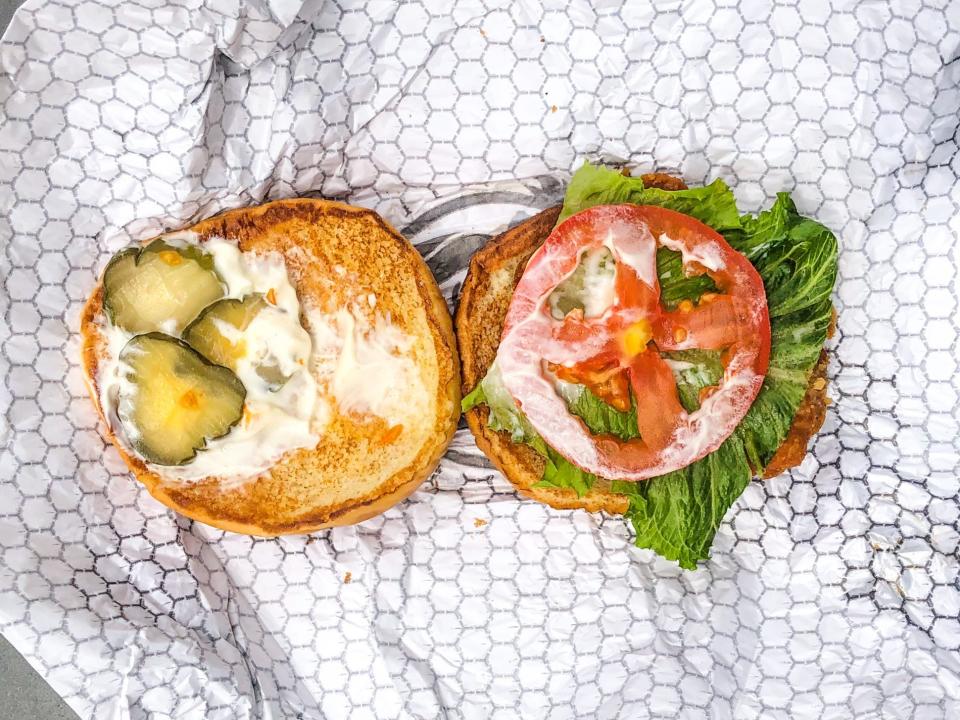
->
762 353 829 478
456 175 830 513
81 199 460 535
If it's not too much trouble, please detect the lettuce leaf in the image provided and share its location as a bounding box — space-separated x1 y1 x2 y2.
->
462 363 545 454
464 164 837 568
662 350 725 412
539 347 748 568
610 438 752 569
657 247 719 310
541 446 596 498
729 193 837 470
555 381 638 441
558 162 742 231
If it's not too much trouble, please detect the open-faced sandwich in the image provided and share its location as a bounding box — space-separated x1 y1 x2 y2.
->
81 199 460 535
458 164 838 568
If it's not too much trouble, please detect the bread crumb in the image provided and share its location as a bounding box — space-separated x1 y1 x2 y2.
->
551 105 558 113
479 28 486 37
344 571 352 584
473 518 487 528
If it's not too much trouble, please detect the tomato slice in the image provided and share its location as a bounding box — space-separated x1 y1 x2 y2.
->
497 204 771 481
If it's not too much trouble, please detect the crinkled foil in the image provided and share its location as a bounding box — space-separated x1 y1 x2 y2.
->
1 1 958 718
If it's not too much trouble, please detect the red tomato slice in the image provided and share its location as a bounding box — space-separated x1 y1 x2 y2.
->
497 204 770 481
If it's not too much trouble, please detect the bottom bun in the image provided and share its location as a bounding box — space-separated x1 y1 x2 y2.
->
81 199 460 535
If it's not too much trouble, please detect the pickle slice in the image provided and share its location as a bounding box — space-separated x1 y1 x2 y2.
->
183 294 266 369
183 295 291 389
103 240 224 334
117 333 246 466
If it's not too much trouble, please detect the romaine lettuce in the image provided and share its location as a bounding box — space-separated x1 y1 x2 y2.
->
559 162 742 231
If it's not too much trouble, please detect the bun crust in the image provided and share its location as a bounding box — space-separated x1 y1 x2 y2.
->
81 199 460 535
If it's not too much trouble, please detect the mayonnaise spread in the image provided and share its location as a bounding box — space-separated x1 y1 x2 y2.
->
97 231 418 483
305 304 427 427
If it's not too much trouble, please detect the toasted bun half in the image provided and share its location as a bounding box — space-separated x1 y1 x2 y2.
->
81 199 460 535
456 175 830 513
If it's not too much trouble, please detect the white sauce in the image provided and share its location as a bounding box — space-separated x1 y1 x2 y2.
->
579 248 618 317
548 247 618 320
306 306 426 426
658 233 726 273
605 223 658 288
663 358 697 372
99 231 323 483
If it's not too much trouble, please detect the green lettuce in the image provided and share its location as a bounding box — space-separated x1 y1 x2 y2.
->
726 193 837 471
463 163 837 568
558 162 742 231
657 246 719 310
555 381 638 441
462 364 545 454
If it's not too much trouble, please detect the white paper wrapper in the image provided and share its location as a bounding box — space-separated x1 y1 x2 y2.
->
1 0 959 718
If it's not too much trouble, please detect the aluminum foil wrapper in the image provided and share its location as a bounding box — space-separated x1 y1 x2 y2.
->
1 0 959 718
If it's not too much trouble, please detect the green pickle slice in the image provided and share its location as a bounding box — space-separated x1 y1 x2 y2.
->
103 240 224 334
184 295 266 368
117 333 246 466
184 295 289 388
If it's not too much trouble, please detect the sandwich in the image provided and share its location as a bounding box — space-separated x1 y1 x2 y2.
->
458 163 838 568
81 199 460 535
